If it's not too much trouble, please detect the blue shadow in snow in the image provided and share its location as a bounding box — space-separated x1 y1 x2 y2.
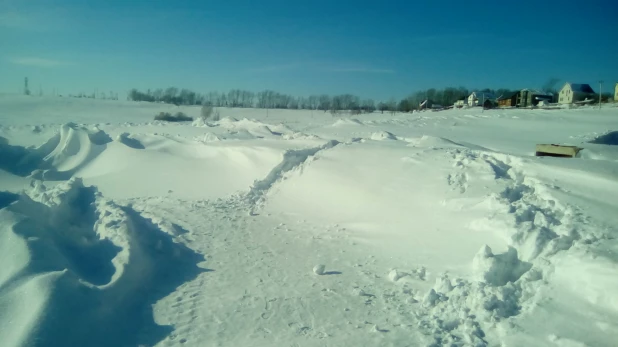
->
0 191 19 209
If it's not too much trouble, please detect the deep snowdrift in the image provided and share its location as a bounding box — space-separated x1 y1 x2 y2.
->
0 178 204 347
0 123 110 180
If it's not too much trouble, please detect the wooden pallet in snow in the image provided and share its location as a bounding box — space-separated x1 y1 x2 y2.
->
535 144 582 158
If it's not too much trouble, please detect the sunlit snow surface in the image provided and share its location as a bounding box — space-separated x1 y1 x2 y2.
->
1 95 617 347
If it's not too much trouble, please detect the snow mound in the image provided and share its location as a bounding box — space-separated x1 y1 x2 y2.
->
191 117 208 127
370 131 397 141
313 264 326 275
332 118 364 127
217 118 292 138
217 116 239 125
0 178 204 347
409 135 465 148
588 131 618 145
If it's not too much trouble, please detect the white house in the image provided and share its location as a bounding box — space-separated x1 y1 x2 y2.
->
558 83 595 104
468 92 496 107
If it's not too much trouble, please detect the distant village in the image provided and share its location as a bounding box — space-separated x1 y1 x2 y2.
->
17 76 618 115
420 82 618 111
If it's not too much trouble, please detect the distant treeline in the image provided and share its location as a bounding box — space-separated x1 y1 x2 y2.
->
128 88 379 113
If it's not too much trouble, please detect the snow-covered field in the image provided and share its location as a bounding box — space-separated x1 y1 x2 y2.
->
1 95 617 347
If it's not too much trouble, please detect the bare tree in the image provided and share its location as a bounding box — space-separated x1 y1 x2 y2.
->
318 95 331 111
542 78 560 93
388 98 397 115
165 87 178 99
308 95 319 110
200 104 213 119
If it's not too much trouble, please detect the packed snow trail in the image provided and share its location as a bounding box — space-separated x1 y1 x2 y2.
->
131 197 437 347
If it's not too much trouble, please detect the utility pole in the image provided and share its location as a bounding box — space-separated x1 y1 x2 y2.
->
24 77 30 95
481 93 485 112
599 81 603 109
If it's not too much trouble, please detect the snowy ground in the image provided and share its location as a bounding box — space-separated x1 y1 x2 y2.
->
1 95 617 347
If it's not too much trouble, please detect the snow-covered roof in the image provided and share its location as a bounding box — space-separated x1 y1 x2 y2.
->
520 89 552 96
564 83 595 94
469 91 496 100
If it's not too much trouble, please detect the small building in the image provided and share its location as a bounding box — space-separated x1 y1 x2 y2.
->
518 89 553 107
614 83 618 102
558 83 595 104
497 92 518 107
419 99 444 110
419 99 433 110
468 92 496 108
453 99 466 108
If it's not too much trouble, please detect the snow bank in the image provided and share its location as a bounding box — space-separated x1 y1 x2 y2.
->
0 178 204 347
216 117 295 139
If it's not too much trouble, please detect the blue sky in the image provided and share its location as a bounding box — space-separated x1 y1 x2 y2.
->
1 0 617 101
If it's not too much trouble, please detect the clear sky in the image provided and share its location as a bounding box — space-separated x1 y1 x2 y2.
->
1 0 617 101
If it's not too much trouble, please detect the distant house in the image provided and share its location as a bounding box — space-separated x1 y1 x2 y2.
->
419 99 433 110
497 92 518 107
468 92 496 108
420 99 444 109
615 83 618 102
558 83 595 104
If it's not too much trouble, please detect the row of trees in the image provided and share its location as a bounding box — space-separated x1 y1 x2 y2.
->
68 92 120 100
128 88 379 113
